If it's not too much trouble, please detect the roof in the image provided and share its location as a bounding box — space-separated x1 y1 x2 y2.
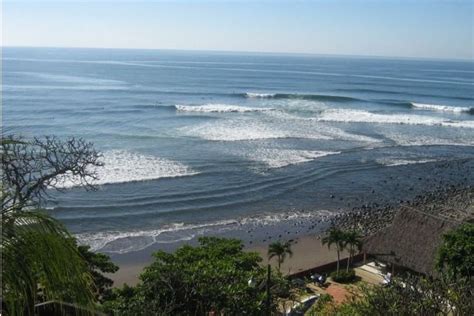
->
362 207 462 276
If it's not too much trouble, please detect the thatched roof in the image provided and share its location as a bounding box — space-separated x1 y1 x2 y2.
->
362 207 463 276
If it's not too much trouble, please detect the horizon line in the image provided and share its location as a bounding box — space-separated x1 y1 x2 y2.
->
3 45 473 62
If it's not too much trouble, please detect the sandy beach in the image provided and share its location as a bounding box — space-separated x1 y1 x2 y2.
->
109 186 472 287
110 234 348 286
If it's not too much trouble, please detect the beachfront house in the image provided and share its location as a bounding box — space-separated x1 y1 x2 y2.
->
361 204 472 276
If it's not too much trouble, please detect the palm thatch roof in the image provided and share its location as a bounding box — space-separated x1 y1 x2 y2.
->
362 206 467 276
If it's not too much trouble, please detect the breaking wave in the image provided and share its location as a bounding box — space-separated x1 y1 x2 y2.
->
56 150 198 188
316 109 474 129
175 104 275 113
76 210 335 253
411 102 474 114
242 92 359 102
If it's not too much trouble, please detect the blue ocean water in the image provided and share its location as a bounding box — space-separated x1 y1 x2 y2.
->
3 47 474 255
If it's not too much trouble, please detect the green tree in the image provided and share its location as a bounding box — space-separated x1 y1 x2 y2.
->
1 135 103 315
436 223 474 280
267 240 293 272
324 275 473 316
77 244 119 303
105 237 287 315
343 230 363 272
322 228 346 276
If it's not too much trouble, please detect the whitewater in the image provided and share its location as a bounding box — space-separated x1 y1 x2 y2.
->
3 47 474 255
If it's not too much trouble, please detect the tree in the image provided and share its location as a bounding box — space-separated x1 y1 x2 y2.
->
1 135 103 315
436 223 474 280
2 135 102 210
104 237 288 315
322 228 346 276
267 240 293 272
343 230 363 272
77 244 119 303
315 275 473 316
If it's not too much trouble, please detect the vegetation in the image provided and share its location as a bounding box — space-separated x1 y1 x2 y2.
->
309 224 474 315
321 228 346 276
310 275 473 316
330 269 356 283
1 135 105 315
267 240 293 272
104 237 291 315
77 243 119 303
436 222 474 280
343 230 362 272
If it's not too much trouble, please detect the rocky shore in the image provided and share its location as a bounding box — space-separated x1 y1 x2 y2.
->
330 184 473 237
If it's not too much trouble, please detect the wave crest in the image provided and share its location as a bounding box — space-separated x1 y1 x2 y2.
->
175 104 275 113
411 102 473 114
76 210 334 253
316 109 474 128
242 92 359 102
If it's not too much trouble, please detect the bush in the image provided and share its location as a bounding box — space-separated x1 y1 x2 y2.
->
330 269 356 283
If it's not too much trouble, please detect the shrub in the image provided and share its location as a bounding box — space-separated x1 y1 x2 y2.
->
330 269 356 283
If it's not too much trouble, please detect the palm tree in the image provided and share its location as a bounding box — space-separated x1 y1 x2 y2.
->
1 136 101 315
343 230 363 272
321 228 346 276
267 240 293 272
2 207 95 315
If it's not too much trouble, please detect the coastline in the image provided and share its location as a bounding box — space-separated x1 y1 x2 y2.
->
109 185 473 287
110 234 349 287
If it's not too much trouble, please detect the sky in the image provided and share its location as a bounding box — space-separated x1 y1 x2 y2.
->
2 0 473 59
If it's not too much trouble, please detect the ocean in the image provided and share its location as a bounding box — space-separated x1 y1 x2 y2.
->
3 47 474 256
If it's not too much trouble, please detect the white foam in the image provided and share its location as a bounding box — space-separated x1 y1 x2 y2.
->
316 109 474 129
244 149 341 169
56 150 198 188
411 102 472 113
76 210 335 253
245 92 277 98
179 115 380 143
376 158 438 167
179 118 305 141
175 104 275 113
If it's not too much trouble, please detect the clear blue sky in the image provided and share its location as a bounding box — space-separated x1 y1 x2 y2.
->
3 0 473 59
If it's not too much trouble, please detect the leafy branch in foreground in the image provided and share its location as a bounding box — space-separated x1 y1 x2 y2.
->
1 135 105 315
1 135 103 211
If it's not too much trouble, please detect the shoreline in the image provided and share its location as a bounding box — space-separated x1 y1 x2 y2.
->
109 234 350 287
108 185 473 287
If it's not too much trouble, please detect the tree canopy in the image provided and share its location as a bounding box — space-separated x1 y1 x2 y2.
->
1 135 104 315
104 237 289 315
436 222 474 280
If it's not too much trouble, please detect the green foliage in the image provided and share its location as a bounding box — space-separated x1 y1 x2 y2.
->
105 237 287 315
1 135 103 315
2 210 95 316
305 293 334 316
331 275 473 316
330 269 356 283
342 230 362 271
267 240 293 272
77 244 119 302
436 223 474 280
322 228 346 275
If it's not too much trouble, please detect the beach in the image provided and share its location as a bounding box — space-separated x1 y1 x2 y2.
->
110 234 349 287
109 185 473 287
